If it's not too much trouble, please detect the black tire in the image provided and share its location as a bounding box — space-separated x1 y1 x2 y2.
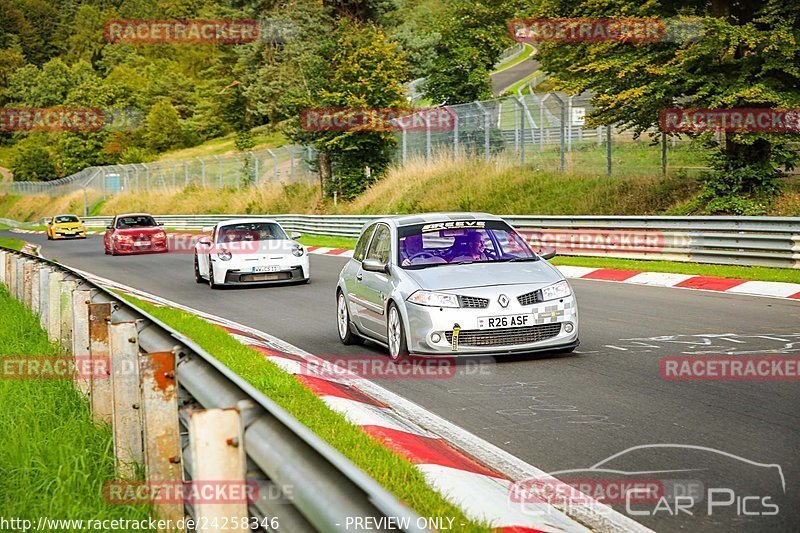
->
208 265 220 289
336 290 362 345
387 302 409 361
194 254 205 283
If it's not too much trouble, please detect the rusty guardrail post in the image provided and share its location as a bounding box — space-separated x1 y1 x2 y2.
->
38 267 50 330
30 265 41 315
109 321 144 478
59 279 78 354
0 250 6 287
88 302 113 424
22 260 33 308
140 349 183 526
47 270 64 342
72 287 93 396
188 408 248 532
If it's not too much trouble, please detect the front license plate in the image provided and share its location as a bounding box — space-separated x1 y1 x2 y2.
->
252 265 280 273
134 241 150 246
477 313 531 330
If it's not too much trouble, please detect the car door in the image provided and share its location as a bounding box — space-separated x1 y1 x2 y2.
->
343 224 376 332
356 224 393 339
196 226 213 276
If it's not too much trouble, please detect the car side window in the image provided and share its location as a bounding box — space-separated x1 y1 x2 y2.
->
366 224 391 263
353 224 376 262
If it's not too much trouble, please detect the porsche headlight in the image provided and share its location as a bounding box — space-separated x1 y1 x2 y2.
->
407 290 460 308
292 245 305 257
541 280 571 301
218 249 232 261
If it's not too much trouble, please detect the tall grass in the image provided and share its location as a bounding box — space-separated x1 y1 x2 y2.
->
0 288 152 528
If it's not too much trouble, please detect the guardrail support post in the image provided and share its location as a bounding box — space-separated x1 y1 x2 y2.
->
72 288 92 396
59 279 77 354
30 265 40 315
0 250 6 287
38 268 50 330
22 260 33 308
15 256 23 300
140 350 183 525
109 321 144 478
188 408 248 531
47 271 63 342
89 302 113 424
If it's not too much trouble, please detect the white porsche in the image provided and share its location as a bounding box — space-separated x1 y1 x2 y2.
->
194 219 310 288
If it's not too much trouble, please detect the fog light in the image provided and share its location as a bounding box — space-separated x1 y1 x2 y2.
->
564 323 574 333
431 333 442 343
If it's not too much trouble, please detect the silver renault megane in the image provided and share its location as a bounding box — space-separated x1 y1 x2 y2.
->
335 213 579 359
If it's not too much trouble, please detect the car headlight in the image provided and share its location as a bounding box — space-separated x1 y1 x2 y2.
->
541 280 571 301
292 245 305 257
218 249 232 261
154 231 166 239
407 290 460 308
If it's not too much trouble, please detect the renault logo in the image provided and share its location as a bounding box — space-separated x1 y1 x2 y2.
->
498 294 509 308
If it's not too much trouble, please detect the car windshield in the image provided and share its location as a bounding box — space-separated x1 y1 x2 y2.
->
117 215 157 228
54 215 79 223
216 222 287 243
397 220 537 269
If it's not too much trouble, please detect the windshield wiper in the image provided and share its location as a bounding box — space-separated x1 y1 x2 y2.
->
507 256 539 262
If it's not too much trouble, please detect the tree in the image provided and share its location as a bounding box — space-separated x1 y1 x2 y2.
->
285 20 409 199
527 0 800 214
421 0 519 104
143 100 185 152
12 143 57 181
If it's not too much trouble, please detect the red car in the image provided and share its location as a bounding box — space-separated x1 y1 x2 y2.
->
104 213 168 255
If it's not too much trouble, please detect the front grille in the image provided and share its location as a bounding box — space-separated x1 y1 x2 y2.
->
226 266 302 283
517 289 542 306
445 323 561 347
459 295 489 309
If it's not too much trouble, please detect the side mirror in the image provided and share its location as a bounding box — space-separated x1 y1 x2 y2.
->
540 247 556 260
290 232 302 240
106 225 113 230
202 226 213 234
198 237 211 246
157 222 164 226
362 258 389 274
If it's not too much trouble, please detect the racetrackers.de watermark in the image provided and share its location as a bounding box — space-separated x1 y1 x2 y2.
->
297 354 494 380
661 356 800 380
508 17 704 43
0 517 199 531
661 108 800 133
300 107 455 132
0 107 142 132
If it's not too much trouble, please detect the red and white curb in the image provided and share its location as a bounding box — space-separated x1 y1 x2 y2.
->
71 268 648 533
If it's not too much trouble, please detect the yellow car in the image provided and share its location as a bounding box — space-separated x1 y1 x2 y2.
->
46 214 87 240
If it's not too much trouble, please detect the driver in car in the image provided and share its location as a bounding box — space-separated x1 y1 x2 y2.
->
467 231 490 261
401 234 423 266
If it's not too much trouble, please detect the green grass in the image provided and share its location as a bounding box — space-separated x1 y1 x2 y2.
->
119 294 489 532
0 287 153 529
553 256 800 284
157 126 288 161
0 237 24 250
298 234 358 249
500 69 542 96
491 43 535 74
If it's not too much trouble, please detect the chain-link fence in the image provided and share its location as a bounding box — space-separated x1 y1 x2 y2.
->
394 91 710 177
0 146 318 198
2 91 714 200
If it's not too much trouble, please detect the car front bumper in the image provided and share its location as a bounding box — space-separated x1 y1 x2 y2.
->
113 241 168 254
403 294 579 356
53 229 87 239
215 257 310 285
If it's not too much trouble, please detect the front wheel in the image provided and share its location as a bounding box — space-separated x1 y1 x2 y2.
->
208 265 220 289
387 303 409 361
194 254 204 283
336 291 361 345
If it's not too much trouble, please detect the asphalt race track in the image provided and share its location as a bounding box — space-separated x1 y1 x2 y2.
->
12 231 800 532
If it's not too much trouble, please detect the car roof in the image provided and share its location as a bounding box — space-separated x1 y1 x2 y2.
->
54 214 80 218
115 213 155 218
217 218 280 227
374 212 503 228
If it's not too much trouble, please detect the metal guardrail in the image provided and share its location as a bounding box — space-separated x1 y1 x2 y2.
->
73 214 800 269
0 246 426 532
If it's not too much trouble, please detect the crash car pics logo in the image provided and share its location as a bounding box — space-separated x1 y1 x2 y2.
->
509 444 785 519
